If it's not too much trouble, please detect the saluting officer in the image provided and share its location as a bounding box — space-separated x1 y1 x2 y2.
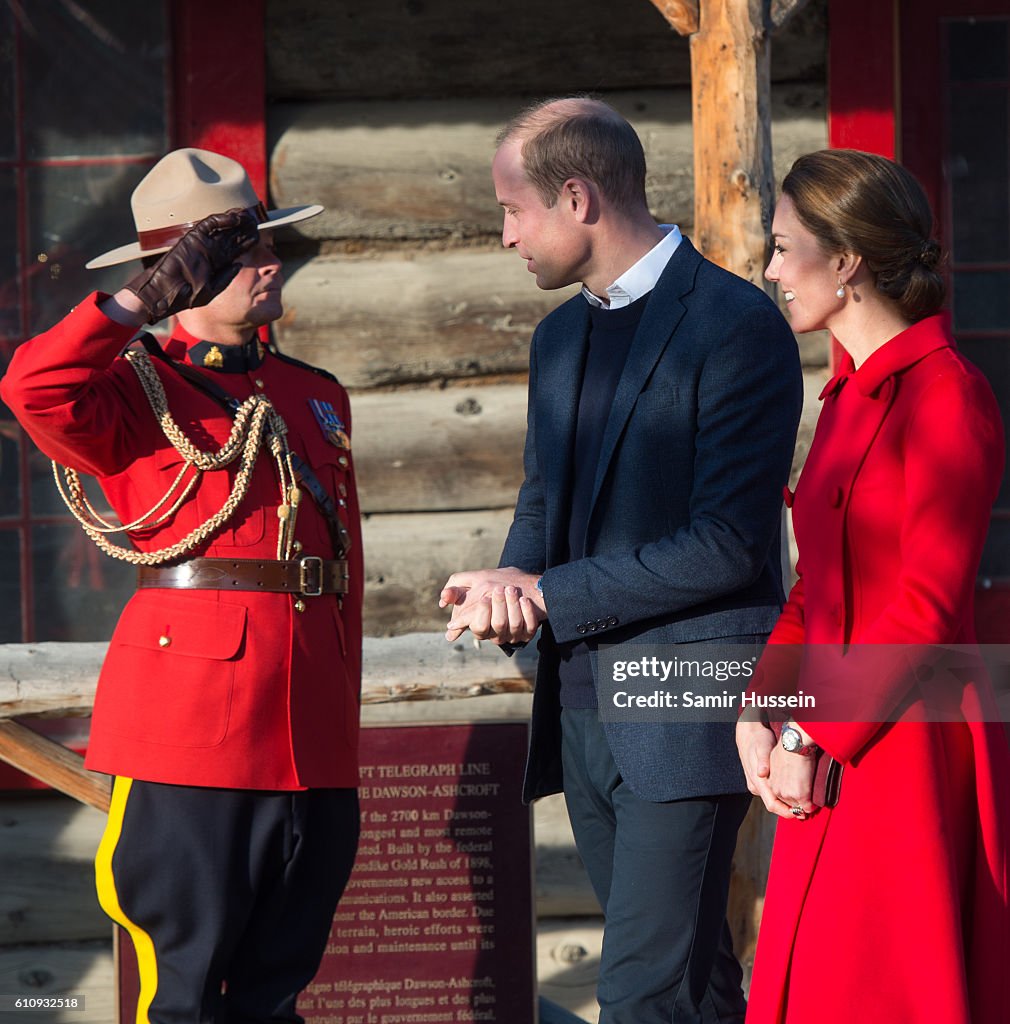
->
1 148 363 1024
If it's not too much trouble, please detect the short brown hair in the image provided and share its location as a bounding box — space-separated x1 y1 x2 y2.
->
496 97 648 213
782 149 945 322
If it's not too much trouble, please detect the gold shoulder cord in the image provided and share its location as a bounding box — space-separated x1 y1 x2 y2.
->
52 349 302 565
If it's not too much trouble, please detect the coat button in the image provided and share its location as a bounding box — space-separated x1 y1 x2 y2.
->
158 635 171 648
292 540 303 554
338 456 349 468
576 624 587 634
829 486 843 508
254 378 265 389
607 616 619 627
294 599 306 613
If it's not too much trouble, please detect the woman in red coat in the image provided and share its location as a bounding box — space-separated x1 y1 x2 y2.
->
737 150 1010 1022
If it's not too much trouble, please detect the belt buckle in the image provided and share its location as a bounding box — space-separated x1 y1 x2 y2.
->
299 556 324 597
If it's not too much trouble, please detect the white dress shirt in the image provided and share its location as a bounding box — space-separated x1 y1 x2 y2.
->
581 224 683 309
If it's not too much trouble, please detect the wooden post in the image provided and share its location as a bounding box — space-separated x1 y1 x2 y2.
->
649 0 810 287
0 721 111 812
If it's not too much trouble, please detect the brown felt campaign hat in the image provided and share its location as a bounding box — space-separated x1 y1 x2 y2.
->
86 148 323 270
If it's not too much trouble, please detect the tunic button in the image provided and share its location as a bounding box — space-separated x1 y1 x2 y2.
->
294 599 306 613
292 540 303 554
158 635 171 648
829 486 844 508
338 456 349 468
254 378 265 389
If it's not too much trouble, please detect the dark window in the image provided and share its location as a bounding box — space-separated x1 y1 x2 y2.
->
0 1 169 641
943 15 1010 573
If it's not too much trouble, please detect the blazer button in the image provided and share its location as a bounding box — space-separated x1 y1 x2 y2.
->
607 616 619 627
597 619 607 630
576 624 587 634
829 486 844 508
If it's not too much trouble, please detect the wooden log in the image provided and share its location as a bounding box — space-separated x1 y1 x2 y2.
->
0 798 108 946
771 0 813 29
648 0 700 35
269 86 825 247
0 941 113 1024
264 0 825 100
536 918 604 1024
0 634 539 722
0 722 110 812
686 0 776 287
351 383 527 514
275 249 577 388
269 92 694 242
363 509 514 636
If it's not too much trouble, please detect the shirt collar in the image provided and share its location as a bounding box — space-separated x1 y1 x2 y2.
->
162 323 266 373
582 224 683 309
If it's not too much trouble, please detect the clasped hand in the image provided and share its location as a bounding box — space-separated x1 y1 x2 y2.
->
439 567 547 645
735 718 817 819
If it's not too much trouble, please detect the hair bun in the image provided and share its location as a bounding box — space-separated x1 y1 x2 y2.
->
918 238 942 271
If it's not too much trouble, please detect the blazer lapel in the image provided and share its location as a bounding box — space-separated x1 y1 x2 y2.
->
535 298 590 563
587 237 700 515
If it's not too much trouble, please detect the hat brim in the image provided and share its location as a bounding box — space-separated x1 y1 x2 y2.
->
85 204 324 270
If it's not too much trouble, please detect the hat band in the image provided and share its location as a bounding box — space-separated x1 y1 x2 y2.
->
136 202 268 253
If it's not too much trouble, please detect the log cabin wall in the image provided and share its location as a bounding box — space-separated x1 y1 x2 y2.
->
264 0 830 638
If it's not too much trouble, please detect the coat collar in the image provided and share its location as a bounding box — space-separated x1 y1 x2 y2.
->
819 314 953 400
162 323 266 373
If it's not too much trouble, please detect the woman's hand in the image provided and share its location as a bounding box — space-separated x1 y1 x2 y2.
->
737 716 817 819
767 743 817 819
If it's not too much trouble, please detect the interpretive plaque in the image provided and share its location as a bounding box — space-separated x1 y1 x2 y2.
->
116 721 536 1024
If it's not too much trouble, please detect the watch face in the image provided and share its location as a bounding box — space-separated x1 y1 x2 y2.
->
782 728 801 752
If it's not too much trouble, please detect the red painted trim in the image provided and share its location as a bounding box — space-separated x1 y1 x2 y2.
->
827 0 897 157
171 0 266 198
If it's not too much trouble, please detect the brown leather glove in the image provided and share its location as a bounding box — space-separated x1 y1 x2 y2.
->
124 208 260 324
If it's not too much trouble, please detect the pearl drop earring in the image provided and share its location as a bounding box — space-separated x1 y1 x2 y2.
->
836 279 846 299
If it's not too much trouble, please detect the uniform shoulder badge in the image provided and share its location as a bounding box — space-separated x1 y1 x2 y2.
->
309 399 351 450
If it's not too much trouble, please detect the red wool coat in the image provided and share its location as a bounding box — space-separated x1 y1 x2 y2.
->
0 294 363 790
747 316 1010 1023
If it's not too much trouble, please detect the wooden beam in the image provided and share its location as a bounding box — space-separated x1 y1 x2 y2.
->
648 0 700 36
0 721 110 812
770 0 811 31
689 0 775 287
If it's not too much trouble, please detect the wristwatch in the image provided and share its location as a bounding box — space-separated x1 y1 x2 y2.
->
780 724 819 756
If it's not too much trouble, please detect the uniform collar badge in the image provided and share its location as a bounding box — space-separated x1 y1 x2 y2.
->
188 337 266 373
309 398 351 450
202 344 224 369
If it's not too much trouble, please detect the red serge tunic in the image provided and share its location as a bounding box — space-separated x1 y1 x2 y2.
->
746 316 1010 1023
0 294 363 790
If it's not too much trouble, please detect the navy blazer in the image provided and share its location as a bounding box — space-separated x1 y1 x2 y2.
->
500 238 803 803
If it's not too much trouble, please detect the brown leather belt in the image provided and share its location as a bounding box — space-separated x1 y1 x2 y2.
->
137 556 349 596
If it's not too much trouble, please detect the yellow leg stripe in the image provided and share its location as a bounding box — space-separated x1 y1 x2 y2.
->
95 777 159 1024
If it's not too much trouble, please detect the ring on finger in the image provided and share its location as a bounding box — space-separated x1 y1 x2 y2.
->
790 805 805 817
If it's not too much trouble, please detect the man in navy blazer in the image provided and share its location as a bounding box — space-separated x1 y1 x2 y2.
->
441 98 801 1023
